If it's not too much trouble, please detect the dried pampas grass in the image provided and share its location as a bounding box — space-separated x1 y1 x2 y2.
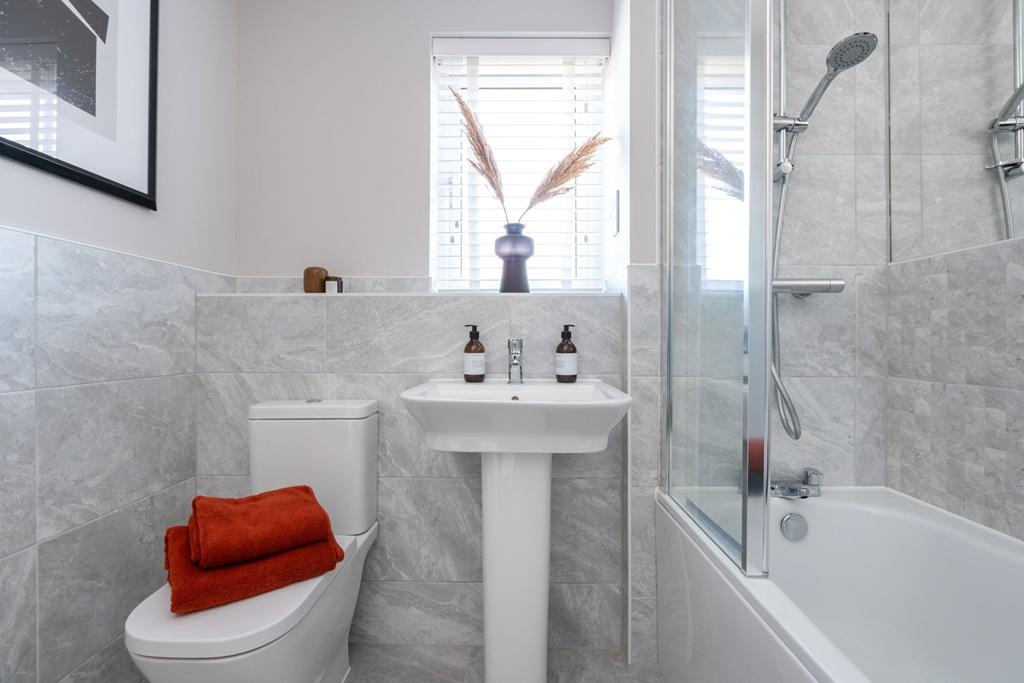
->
519 133 611 222
449 86 611 225
449 86 508 223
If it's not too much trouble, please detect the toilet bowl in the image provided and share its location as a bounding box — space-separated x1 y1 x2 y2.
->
124 399 379 683
126 525 376 683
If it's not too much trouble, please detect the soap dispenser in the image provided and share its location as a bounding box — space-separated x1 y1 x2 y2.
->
464 325 486 383
555 324 577 383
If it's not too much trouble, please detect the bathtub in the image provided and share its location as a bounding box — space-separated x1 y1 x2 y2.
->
655 486 1024 682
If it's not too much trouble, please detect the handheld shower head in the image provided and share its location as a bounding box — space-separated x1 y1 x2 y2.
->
826 32 878 73
797 32 878 122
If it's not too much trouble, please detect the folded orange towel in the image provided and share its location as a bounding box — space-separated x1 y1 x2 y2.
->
165 525 344 614
187 485 334 568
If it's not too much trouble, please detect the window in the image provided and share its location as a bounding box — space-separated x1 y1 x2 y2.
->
695 44 746 290
432 39 608 291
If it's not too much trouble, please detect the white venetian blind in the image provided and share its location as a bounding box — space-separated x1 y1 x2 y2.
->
432 45 607 291
695 45 747 289
0 57 59 155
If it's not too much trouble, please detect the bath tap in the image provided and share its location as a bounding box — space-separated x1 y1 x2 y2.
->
770 468 822 499
508 338 524 384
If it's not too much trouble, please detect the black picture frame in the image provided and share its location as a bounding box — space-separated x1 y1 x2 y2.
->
0 0 159 210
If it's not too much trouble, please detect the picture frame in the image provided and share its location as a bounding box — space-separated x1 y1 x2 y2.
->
0 0 159 209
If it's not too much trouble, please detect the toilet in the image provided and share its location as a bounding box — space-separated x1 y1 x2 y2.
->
124 399 379 683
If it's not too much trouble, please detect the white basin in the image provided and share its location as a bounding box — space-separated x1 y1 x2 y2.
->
400 378 632 453
400 377 631 683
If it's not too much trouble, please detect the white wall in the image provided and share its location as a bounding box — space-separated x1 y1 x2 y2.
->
0 0 239 274
235 0 614 277
629 0 660 265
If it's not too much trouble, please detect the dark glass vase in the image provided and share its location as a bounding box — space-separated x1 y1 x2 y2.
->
495 223 534 293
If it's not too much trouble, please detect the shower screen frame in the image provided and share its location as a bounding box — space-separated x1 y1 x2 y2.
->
661 0 774 577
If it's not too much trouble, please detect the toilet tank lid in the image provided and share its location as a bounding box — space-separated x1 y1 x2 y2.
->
249 399 378 420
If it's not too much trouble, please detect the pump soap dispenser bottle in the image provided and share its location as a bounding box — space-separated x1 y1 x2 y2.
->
464 325 486 383
555 324 578 383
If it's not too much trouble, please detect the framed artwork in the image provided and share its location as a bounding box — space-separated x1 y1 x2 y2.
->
0 0 159 209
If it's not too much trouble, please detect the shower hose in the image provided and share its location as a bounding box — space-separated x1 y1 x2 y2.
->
772 135 802 440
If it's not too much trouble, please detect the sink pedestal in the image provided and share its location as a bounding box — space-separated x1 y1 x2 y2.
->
481 451 552 683
400 379 632 683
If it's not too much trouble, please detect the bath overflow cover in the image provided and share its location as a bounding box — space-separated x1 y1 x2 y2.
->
780 513 808 542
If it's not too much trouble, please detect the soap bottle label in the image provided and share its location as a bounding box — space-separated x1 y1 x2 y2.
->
555 353 577 376
464 354 486 376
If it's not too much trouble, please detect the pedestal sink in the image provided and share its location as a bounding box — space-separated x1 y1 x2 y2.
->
400 378 631 683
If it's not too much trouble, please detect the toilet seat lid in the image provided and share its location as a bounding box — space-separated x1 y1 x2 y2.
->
125 534 356 660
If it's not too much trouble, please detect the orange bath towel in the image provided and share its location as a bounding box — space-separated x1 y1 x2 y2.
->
187 485 334 568
164 525 344 614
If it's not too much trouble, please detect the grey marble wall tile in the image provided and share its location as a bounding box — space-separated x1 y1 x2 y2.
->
327 296 510 375
0 228 35 393
235 276 303 293
919 44 1010 155
37 375 194 538
921 155 1002 255
196 373 323 476
631 598 658 665
349 644 473 683
855 377 887 485
785 45 856 155
182 269 235 295
890 155 924 261
771 377 857 484
195 476 252 498
197 295 326 372
856 265 888 377
0 392 35 558
887 242 1024 389
630 486 657 598
784 0 855 45
38 480 193 683
855 156 889 265
235 276 434 294
779 155 856 267
510 295 625 376
59 636 144 683
553 421 625 479
325 374 479 478
36 239 198 386
629 377 662 486
551 478 621 584
346 277 433 293
854 3 888 156
889 0 920 47
548 583 622 649
675 379 745 489
628 266 661 378
889 47 921 156
367 478 482 582
0 548 36 683
695 290 745 380
918 0 1012 45
351 581 484 645
776 266 857 377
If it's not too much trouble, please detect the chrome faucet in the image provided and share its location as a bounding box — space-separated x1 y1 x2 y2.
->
770 468 822 499
508 338 524 384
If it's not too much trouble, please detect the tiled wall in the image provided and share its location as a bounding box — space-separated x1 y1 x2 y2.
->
890 0 1016 259
886 237 1024 541
625 265 662 665
234 275 433 293
771 0 888 485
0 226 233 683
193 291 630 658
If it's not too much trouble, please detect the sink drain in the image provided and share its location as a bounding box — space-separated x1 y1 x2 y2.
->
511 396 520 401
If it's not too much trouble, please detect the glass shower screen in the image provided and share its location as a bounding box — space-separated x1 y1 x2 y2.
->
664 0 771 575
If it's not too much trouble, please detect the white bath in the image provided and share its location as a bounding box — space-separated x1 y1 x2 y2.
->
656 487 1024 682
